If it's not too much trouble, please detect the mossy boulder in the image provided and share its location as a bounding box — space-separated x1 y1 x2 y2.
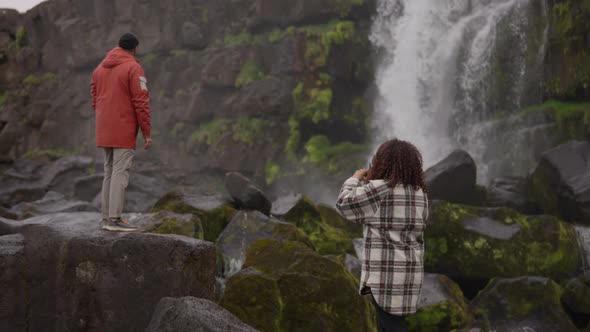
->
406 274 480 332
152 191 235 242
271 193 355 256
527 140 590 224
216 210 312 278
221 239 376 332
425 201 581 281
472 277 577 331
317 203 363 238
561 275 590 315
139 211 203 239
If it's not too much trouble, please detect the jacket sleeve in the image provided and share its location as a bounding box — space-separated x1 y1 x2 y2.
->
90 74 97 110
336 177 382 225
129 64 151 138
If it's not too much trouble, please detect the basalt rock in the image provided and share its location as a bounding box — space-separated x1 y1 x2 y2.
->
153 190 235 241
8 191 97 219
528 140 590 224
221 239 375 332
146 297 258 332
225 172 271 215
406 274 478 331
425 200 581 282
271 193 354 255
472 277 577 331
216 210 311 279
0 212 216 332
425 150 485 206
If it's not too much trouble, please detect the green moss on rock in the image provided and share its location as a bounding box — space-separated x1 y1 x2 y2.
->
406 275 478 332
472 277 577 331
221 239 376 331
220 268 283 332
317 203 362 238
279 195 354 256
235 60 267 88
152 192 235 242
524 99 590 141
425 201 581 280
147 216 199 239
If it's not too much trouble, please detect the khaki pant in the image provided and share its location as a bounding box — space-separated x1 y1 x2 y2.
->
101 148 134 219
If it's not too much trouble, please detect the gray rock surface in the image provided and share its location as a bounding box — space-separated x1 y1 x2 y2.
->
225 172 271 215
463 216 521 240
0 233 26 332
0 212 216 332
0 156 93 207
8 191 97 219
486 176 530 213
146 297 258 332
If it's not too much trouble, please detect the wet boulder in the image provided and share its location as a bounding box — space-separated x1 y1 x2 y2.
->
486 176 531 213
225 172 271 215
425 150 485 205
153 190 235 241
528 140 590 224
472 277 577 331
406 274 476 332
221 239 375 332
216 210 312 279
425 201 581 281
8 191 97 220
272 193 354 255
0 212 216 332
146 297 257 332
561 275 590 316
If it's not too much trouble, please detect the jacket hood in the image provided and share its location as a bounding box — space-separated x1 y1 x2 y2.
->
101 47 137 68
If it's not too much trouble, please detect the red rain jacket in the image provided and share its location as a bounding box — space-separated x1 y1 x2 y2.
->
91 47 151 149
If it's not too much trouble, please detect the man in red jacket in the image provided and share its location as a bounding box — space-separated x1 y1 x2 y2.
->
91 32 151 232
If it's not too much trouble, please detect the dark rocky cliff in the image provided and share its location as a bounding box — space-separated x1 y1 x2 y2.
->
0 0 375 193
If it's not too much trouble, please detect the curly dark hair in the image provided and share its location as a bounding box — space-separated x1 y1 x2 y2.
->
367 139 427 192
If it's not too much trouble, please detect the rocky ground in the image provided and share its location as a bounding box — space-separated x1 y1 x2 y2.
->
1 140 590 331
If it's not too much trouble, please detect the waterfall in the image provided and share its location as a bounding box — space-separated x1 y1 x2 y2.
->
370 0 548 183
575 225 590 276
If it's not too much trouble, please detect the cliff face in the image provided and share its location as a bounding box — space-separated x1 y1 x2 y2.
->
0 0 374 187
545 0 590 100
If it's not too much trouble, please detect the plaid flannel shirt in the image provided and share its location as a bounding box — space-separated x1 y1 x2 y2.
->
336 177 428 315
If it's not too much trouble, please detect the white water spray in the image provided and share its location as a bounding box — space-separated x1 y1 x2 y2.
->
370 0 548 182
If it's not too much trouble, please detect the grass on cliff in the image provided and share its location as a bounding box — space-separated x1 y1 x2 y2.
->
188 117 266 148
235 60 267 88
525 99 590 140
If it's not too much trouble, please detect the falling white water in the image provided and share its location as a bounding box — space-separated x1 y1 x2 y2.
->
370 0 548 182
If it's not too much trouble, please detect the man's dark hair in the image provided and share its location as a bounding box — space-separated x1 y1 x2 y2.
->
119 32 139 50
367 139 427 192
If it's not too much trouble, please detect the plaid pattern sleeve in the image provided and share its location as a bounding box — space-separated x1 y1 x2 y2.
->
335 177 385 224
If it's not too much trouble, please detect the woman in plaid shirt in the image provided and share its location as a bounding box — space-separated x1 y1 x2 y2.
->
336 139 428 332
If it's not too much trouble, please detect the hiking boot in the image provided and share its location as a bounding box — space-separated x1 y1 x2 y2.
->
103 217 139 232
100 218 109 230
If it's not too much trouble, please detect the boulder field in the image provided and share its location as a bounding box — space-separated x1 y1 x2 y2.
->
1 142 590 331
